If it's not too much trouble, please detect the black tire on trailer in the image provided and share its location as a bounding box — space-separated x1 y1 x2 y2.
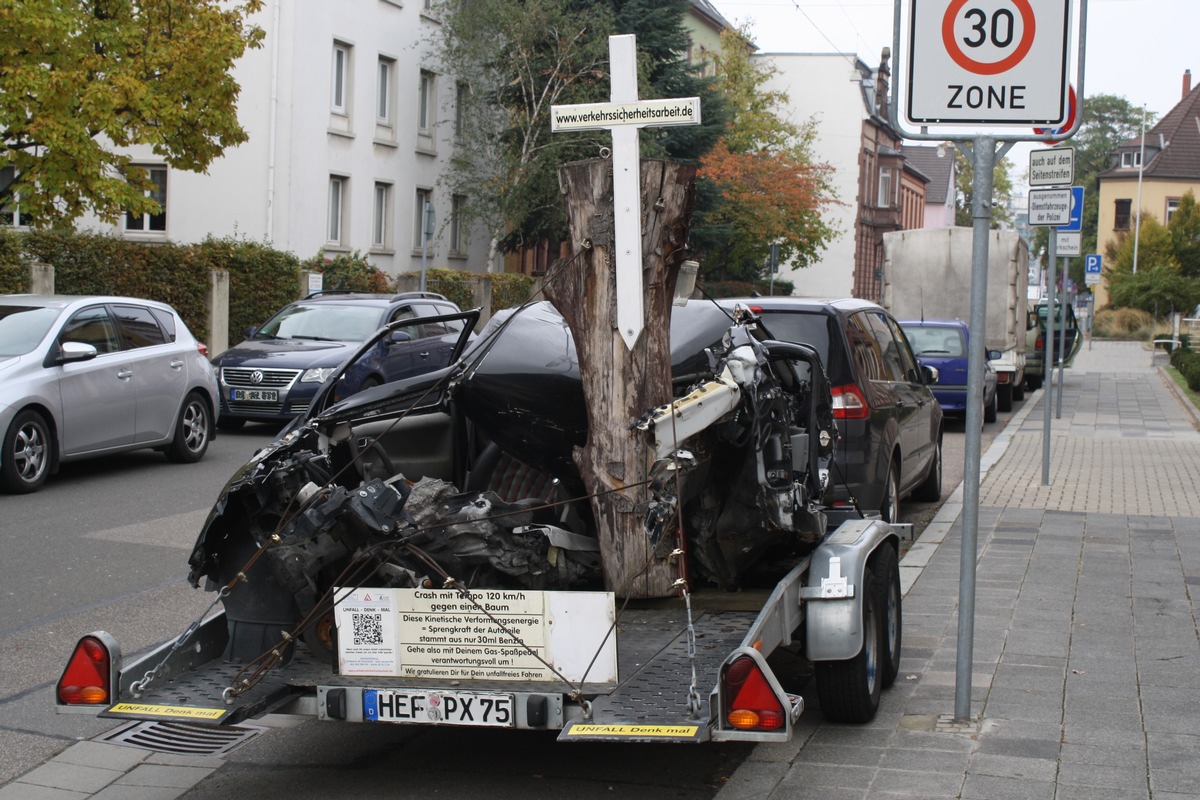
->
997 382 1014 412
1026 374 1043 391
815 564 884 723
871 544 902 688
1013 378 1025 402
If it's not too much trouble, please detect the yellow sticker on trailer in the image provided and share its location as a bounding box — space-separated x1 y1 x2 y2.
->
566 723 701 737
105 703 228 722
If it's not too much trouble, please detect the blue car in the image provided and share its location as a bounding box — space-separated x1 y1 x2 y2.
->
899 320 998 424
212 291 466 428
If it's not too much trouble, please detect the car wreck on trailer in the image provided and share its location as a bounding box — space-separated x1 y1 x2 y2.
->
58 299 904 742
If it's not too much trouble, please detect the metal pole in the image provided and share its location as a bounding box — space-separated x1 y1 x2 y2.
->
419 200 434 293
954 136 995 723
1042 234 1058 486
1132 104 1147 274
1056 280 1071 418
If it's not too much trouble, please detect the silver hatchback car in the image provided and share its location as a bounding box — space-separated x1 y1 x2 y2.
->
0 295 219 493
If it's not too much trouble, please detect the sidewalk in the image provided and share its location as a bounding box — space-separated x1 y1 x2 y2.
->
717 339 1200 799
6 340 1199 799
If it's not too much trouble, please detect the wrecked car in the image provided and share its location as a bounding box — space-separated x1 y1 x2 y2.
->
186 300 840 662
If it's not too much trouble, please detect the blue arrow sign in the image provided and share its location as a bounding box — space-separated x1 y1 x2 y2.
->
1058 187 1085 233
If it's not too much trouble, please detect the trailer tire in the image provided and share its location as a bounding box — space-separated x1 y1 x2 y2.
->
998 382 1014 412
1013 379 1025 402
815 564 883 723
872 544 902 688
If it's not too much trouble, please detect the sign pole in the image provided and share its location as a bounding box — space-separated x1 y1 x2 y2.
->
1042 232 1058 486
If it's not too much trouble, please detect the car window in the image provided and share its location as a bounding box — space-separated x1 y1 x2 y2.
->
149 307 177 341
0 305 59 356
848 312 896 382
882 315 921 381
60 306 121 354
756 311 837 376
260 303 385 341
902 325 964 357
112 304 168 348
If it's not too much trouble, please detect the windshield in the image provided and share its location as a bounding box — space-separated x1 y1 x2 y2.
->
902 325 966 357
0 305 60 357
257 303 385 341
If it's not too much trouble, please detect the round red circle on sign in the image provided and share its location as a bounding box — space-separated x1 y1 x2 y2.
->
1034 84 1077 143
942 0 1037 76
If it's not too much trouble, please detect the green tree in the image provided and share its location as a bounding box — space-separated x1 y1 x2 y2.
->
1028 94 1148 280
1104 208 1200 317
954 145 1014 228
0 0 264 226
694 27 838 281
1168 191 1200 279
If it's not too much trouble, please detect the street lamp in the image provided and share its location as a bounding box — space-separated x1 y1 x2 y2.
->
420 200 435 292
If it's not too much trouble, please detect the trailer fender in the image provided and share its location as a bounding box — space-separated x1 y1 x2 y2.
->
802 519 896 662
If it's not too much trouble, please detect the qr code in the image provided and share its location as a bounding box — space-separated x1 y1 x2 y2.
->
352 612 384 646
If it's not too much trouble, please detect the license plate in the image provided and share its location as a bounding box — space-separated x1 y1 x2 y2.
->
365 689 514 727
230 388 278 402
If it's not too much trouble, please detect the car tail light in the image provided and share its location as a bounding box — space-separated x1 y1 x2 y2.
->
57 636 113 705
831 383 869 420
1035 335 1044 349
996 372 1010 384
722 655 786 731
197 342 210 358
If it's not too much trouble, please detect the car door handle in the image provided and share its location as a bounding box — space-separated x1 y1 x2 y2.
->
116 369 133 380
170 359 185 370
419 351 431 359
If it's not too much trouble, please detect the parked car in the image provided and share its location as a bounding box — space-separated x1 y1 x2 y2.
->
0 294 218 493
211 291 465 428
899 320 998 424
1025 300 1081 390
725 298 943 523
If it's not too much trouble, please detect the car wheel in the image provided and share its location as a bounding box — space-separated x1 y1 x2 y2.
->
815 563 884 723
1013 380 1025 402
166 392 212 463
879 459 901 523
1026 374 1043 391
871 543 902 688
912 436 942 503
984 389 998 423
217 416 245 431
997 382 1014 412
1 409 52 494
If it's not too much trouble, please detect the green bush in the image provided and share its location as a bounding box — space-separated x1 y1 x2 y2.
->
1091 307 1156 340
0 229 25 293
1172 348 1200 392
193 236 299 346
418 268 475 311
303 250 389 293
489 272 537 313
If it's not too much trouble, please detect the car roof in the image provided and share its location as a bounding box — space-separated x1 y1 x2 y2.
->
898 319 968 329
0 294 178 312
716 296 884 316
298 291 453 306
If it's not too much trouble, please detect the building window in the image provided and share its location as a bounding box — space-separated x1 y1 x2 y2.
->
414 188 432 250
0 167 28 227
328 176 346 243
1120 151 1142 169
1167 198 1181 224
373 182 392 248
332 42 351 114
450 194 467 254
418 70 435 132
125 166 167 232
1114 198 1132 231
377 57 394 125
454 81 468 141
877 167 893 208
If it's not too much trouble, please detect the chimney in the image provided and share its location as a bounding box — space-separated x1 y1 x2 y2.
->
1185 69 1193 99
876 47 891 118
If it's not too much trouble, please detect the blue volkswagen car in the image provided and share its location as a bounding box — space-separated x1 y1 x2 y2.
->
899 320 997 424
211 291 466 428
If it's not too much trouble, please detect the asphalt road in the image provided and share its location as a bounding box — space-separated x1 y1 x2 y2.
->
0 393 1027 796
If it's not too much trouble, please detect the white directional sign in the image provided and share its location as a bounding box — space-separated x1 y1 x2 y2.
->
550 35 701 350
1029 146 1074 187
906 0 1073 125
1028 187 1072 226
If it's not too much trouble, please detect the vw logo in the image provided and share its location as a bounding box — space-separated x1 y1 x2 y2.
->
250 370 264 385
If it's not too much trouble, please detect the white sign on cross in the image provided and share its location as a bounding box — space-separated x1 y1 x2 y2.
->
550 34 701 349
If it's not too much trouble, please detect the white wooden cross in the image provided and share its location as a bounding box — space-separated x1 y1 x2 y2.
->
551 34 701 350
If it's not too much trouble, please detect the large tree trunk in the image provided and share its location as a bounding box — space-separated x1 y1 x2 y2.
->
544 158 696 598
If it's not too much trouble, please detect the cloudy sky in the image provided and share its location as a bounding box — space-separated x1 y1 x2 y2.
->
713 0 1192 125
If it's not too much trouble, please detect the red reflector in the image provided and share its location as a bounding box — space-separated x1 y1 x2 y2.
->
1036 336 1044 349
831 384 869 420
197 342 210 358
996 372 1010 384
723 655 785 732
58 636 111 705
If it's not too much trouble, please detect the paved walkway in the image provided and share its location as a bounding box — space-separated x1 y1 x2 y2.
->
6 339 1200 799
717 339 1200 799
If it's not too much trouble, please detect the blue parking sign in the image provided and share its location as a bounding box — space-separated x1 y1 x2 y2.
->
1085 254 1102 274
1058 187 1085 233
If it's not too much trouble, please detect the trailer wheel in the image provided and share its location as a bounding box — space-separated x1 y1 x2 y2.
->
998 382 1014 412
815 565 884 723
1013 379 1025 402
872 544 902 688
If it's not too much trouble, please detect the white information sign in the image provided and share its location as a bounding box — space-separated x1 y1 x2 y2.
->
1029 146 1074 186
335 588 618 683
906 0 1073 125
1056 231 1081 256
1028 187 1073 226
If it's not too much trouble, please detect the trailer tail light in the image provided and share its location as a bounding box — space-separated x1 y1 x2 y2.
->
722 655 786 731
1035 334 1045 350
831 383 870 420
57 635 114 705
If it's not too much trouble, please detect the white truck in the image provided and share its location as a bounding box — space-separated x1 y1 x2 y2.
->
56 302 903 746
882 227 1030 411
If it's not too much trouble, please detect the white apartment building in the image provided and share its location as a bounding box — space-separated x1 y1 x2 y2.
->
73 0 490 276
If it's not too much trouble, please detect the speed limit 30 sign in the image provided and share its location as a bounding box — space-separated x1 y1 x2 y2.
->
906 0 1072 125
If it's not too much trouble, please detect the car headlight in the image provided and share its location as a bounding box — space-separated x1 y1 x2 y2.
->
300 367 337 383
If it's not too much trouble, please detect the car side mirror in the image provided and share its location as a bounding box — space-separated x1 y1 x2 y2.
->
58 341 98 365
244 326 258 338
922 364 939 385
986 349 1002 361
388 330 412 344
